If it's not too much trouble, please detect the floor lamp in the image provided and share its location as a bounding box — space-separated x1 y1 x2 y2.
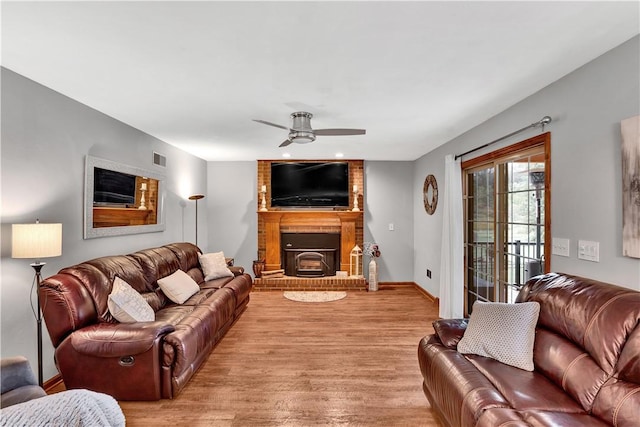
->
11 220 63 387
189 194 204 247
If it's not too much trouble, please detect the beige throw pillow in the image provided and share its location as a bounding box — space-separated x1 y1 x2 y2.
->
157 269 200 304
199 251 234 281
457 301 540 371
108 276 155 323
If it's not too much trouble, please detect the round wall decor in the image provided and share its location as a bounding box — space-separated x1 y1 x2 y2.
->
423 174 438 215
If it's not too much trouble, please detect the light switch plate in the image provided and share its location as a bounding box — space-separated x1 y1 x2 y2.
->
578 240 600 262
552 238 570 257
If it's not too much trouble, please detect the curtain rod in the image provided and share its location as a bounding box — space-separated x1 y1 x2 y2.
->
455 116 552 160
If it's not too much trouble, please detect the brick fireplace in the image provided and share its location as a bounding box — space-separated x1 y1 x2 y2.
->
258 211 362 272
254 160 366 291
254 210 366 290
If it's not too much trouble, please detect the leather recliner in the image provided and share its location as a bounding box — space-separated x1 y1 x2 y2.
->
418 273 640 427
39 242 252 400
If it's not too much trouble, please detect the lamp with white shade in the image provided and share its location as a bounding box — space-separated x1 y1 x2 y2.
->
11 220 63 387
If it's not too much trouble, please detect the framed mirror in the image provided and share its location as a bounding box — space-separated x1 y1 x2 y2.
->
84 156 166 239
423 174 438 215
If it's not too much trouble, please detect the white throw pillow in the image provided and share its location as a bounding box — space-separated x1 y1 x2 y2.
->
157 269 200 304
457 301 540 371
199 251 234 281
108 276 155 323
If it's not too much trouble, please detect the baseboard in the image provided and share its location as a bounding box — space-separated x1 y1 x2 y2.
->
378 281 416 289
44 374 65 394
378 281 439 305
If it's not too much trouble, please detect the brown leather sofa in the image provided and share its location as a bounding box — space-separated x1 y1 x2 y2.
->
418 273 640 427
39 242 252 401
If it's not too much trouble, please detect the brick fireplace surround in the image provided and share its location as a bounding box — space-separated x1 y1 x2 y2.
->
255 160 366 291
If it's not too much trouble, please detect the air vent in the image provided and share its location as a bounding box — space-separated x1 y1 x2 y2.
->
153 152 166 167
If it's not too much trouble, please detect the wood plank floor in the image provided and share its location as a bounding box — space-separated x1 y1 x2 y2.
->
119 287 443 426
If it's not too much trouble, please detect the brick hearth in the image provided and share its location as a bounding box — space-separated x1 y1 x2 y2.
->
253 275 366 291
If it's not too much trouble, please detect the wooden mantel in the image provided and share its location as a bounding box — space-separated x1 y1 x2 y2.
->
259 210 363 272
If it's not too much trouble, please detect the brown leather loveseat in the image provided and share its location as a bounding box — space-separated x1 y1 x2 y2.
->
418 273 640 426
40 242 252 400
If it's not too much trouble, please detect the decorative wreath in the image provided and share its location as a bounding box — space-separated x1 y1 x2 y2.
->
423 174 438 215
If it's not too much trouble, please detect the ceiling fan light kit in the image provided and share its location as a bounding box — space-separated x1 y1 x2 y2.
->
253 111 366 148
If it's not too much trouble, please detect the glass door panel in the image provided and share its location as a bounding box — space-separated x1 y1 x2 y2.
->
463 137 549 315
464 166 495 312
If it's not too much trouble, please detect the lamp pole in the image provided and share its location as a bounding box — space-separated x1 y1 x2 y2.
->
189 194 205 247
32 262 45 386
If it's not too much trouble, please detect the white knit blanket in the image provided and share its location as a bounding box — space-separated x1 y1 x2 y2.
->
0 389 125 427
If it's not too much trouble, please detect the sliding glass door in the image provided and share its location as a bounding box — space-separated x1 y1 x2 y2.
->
463 134 550 315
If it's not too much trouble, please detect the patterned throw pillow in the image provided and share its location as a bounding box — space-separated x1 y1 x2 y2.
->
457 301 540 371
199 251 234 281
157 269 200 304
108 276 155 323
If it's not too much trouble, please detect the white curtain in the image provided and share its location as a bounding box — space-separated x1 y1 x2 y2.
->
439 154 464 319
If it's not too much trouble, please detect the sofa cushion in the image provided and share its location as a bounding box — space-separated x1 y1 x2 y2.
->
157 270 200 304
533 327 608 411
468 355 587 413
129 247 182 288
61 255 149 323
166 242 201 273
517 273 640 373
199 252 234 281
107 277 155 323
200 276 236 290
457 301 540 371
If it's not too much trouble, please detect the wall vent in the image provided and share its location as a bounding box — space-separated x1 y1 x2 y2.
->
153 152 166 167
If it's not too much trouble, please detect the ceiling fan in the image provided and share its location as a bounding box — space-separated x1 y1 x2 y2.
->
253 111 366 147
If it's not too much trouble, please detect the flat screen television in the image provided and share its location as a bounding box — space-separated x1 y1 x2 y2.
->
271 162 349 208
93 167 137 206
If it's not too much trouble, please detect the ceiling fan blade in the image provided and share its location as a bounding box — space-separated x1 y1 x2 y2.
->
313 128 366 136
279 139 293 147
253 119 289 131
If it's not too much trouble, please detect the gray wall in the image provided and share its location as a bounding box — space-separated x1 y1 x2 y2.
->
206 161 257 270
0 68 208 381
414 35 640 295
364 161 414 282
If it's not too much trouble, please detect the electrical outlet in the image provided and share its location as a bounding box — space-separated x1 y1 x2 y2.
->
427 269 432 279
388 223 394 231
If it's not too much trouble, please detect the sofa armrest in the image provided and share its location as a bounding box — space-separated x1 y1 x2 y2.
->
229 266 245 276
0 356 39 394
433 319 468 349
70 321 175 357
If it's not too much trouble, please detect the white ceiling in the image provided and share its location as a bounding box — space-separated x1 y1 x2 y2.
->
2 1 638 161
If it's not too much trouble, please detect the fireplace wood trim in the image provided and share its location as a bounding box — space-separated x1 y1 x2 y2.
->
259 211 362 272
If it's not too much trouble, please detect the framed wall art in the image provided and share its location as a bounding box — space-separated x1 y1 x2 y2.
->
621 115 640 258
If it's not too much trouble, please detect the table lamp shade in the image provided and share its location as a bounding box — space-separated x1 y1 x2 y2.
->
12 223 62 259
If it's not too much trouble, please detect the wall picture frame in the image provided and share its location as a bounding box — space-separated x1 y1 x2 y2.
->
621 115 640 258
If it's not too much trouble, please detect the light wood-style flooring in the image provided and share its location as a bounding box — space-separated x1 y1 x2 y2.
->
119 286 442 426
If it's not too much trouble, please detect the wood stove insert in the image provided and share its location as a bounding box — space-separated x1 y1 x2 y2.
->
281 233 340 277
